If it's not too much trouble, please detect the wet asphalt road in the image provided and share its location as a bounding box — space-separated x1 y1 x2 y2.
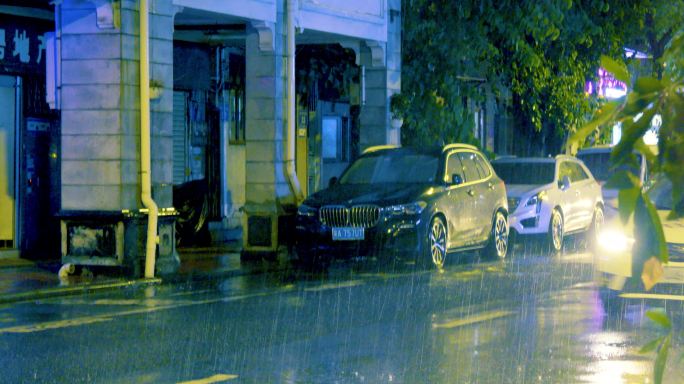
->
1 248 683 383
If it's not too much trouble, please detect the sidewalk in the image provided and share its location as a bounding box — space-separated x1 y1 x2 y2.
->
0 242 289 305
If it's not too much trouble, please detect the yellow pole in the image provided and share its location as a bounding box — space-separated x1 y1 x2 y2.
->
140 0 158 278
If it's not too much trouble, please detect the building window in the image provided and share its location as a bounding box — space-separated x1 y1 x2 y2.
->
321 116 350 161
322 116 339 160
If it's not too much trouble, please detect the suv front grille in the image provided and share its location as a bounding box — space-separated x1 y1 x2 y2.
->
319 205 381 228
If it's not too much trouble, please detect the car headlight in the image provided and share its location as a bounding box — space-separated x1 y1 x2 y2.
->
525 191 547 207
525 191 547 214
297 203 317 217
385 201 427 216
508 197 521 212
598 229 635 253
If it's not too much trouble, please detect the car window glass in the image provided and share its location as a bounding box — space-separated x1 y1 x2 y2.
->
474 154 491 179
571 162 589 181
558 161 572 182
577 151 644 183
458 152 480 182
576 152 610 181
445 152 464 183
492 162 554 184
339 153 438 184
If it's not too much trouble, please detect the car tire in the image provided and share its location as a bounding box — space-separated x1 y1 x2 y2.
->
586 205 604 252
423 216 447 269
547 209 564 255
484 211 508 260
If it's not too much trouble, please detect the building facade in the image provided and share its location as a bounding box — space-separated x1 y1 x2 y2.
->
0 0 402 273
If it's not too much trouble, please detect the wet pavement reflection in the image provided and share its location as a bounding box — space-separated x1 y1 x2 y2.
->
0 249 682 383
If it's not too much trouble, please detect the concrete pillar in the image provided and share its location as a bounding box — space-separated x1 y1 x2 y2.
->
59 0 177 275
242 3 293 255
358 0 401 151
60 0 173 210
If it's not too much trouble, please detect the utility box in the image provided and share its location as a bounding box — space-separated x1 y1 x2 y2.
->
241 205 296 260
59 209 180 277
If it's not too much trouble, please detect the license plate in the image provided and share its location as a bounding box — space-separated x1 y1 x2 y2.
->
332 227 364 241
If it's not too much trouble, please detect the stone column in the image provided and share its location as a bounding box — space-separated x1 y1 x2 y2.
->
59 0 177 275
358 0 401 151
241 3 293 255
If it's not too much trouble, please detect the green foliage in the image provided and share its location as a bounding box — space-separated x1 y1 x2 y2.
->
400 0 647 150
646 309 672 330
573 22 683 384
641 310 674 384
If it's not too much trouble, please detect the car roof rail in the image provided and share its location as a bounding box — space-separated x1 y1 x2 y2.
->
362 145 400 154
442 143 479 152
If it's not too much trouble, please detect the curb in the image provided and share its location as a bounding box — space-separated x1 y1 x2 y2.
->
0 278 162 305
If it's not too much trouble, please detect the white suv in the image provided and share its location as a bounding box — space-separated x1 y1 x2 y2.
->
492 155 604 253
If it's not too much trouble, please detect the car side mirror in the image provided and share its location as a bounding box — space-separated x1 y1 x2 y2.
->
452 174 464 185
558 175 571 191
328 177 338 188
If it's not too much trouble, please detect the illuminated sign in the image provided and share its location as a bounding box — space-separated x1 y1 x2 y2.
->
585 68 628 99
0 14 52 74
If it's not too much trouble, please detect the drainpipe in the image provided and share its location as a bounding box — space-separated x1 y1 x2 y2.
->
286 0 304 204
140 0 158 278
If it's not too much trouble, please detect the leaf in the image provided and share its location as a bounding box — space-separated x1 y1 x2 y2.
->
654 334 671 384
646 310 672 330
642 257 665 291
601 55 631 86
567 102 618 153
639 337 662 354
618 187 639 224
604 170 640 190
612 107 657 162
642 193 669 264
633 140 657 167
634 77 664 94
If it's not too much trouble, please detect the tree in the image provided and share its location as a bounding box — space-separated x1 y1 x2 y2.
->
399 0 647 152
627 0 684 80
568 32 683 384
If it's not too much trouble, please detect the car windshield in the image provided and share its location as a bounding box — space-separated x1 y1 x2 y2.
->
647 176 673 210
492 162 555 185
339 152 438 184
577 152 642 182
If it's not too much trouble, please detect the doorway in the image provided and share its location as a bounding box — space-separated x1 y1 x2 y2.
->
0 76 18 252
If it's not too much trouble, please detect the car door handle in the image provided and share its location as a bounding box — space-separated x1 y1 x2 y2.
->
575 190 580 196
487 182 494 190
467 189 475 197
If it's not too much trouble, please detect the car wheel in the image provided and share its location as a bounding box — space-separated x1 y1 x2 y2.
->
586 205 604 252
547 209 564 254
425 216 447 269
485 211 508 260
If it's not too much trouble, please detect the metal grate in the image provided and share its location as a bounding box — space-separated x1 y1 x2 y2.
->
319 205 380 228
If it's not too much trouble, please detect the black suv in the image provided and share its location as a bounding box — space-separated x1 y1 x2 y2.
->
295 144 509 269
